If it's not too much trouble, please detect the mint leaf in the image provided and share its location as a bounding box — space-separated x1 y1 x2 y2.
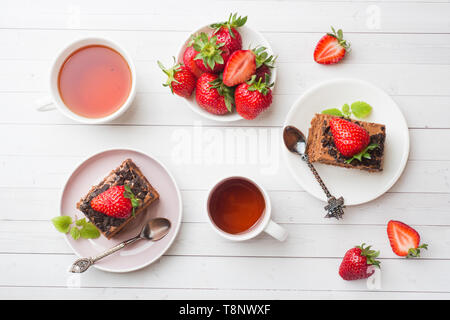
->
70 226 81 240
75 218 87 227
322 108 343 117
345 143 379 164
80 223 100 239
351 101 372 119
51 216 72 233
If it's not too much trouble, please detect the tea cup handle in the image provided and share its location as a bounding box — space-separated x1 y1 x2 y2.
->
35 96 56 111
264 220 288 241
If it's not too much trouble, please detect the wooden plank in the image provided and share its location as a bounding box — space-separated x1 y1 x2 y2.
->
2 188 449 225
1 253 449 292
2 29 450 65
0 221 447 259
2 93 450 129
2 1 450 33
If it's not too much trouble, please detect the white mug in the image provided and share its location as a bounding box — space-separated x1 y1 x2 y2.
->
35 37 137 124
206 176 288 241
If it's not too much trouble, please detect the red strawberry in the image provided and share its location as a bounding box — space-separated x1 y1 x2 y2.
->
183 46 204 78
329 118 370 157
339 243 380 280
195 73 234 115
90 185 140 219
192 32 230 73
253 46 276 81
387 220 428 258
314 26 350 65
235 76 273 120
158 59 196 98
210 13 247 54
222 50 256 87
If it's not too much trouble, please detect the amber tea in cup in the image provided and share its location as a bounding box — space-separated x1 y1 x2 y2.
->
58 44 132 119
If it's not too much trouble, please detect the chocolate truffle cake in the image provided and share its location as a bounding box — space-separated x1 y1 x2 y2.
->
306 113 386 172
76 159 159 239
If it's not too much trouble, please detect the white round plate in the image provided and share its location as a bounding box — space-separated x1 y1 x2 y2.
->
283 78 410 206
59 148 182 273
176 24 277 122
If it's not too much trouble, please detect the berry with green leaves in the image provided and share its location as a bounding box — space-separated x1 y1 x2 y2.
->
252 46 276 81
314 26 351 65
192 32 230 73
195 73 234 115
210 13 247 54
158 59 196 98
387 220 429 258
235 75 273 120
90 185 140 219
339 243 380 280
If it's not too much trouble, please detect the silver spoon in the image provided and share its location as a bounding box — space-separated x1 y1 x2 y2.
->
69 217 171 273
283 125 345 219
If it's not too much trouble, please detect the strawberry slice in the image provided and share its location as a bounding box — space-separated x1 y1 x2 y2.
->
222 50 256 87
314 26 350 65
387 220 428 258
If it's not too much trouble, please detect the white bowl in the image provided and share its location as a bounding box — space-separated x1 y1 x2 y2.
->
176 24 277 122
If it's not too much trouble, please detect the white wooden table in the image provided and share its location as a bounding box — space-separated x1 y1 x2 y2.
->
1 0 450 300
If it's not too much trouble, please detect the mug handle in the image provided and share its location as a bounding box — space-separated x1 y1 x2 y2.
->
35 96 56 111
264 220 288 241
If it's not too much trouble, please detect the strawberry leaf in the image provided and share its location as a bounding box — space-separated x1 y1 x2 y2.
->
345 143 379 164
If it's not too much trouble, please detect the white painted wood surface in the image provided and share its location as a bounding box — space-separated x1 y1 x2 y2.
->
1 0 449 299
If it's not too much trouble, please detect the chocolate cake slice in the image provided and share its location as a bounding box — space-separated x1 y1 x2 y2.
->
306 113 385 172
76 159 159 239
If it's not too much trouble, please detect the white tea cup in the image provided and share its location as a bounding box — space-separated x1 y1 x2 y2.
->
36 37 136 124
206 176 288 241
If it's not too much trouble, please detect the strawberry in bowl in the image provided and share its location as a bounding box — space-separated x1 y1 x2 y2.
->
164 13 277 122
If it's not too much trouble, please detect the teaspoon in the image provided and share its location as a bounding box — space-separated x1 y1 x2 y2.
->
283 125 345 219
69 217 171 273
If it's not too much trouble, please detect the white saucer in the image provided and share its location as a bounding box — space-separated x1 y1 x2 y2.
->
282 78 410 206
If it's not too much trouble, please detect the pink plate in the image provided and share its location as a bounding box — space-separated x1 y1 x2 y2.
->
59 148 182 273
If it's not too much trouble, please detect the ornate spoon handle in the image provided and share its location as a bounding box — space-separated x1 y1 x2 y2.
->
301 154 345 219
69 236 141 273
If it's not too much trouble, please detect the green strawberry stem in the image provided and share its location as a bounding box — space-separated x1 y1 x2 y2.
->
123 185 140 217
407 243 428 258
157 58 181 93
357 243 381 268
252 46 277 69
210 13 247 38
209 75 235 112
345 143 379 164
328 26 351 51
246 74 273 95
192 32 225 70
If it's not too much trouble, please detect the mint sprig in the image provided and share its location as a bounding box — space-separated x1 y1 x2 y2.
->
322 101 372 119
123 185 141 217
51 216 100 240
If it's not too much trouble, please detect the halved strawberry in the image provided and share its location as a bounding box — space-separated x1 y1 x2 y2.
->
222 50 256 87
329 118 370 158
387 220 428 258
314 26 350 65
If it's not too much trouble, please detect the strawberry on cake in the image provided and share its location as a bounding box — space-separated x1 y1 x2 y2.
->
306 114 386 172
76 159 159 239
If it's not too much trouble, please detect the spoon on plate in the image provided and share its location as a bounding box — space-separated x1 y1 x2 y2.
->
283 125 345 219
69 217 171 273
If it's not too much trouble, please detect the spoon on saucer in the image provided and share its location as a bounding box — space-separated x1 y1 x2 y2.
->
69 217 171 273
283 125 345 219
